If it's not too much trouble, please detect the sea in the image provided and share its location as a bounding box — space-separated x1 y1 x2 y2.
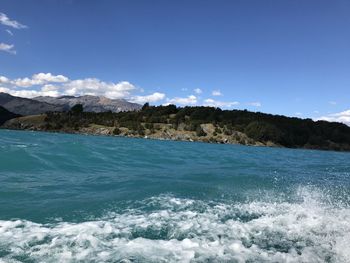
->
0 129 350 263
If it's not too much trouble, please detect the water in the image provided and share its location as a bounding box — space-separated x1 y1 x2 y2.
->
0 129 350 262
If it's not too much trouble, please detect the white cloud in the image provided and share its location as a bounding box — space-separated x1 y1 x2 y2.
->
194 88 202 94
41 84 60 97
33 73 68 83
295 112 303 116
13 73 69 87
6 29 13 36
0 76 10 83
0 87 10 93
13 90 45 98
0 43 16 54
41 84 59 92
0 87 53 98
130 92 165 104
13 77 36 87
203 98 239 108
40 85 60 97
247 102 261 107
167 95 197 105
1 77 137 99
329 101 337 105
212 90 222 96
0 12 27 29
65 79 136 99
317 110 350 126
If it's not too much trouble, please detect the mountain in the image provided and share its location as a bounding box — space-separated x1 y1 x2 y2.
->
0 92 65 115
0 106 21 125
33 95 142 112
0 93 142 115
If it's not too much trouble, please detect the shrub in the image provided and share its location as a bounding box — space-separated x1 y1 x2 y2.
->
144 123 154 129
113 127 121 135
70 104 83 114
196 126 207 137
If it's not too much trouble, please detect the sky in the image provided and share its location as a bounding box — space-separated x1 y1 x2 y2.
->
0 0 349 125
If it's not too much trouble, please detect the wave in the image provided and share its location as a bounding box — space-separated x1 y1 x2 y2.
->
1 188 350 263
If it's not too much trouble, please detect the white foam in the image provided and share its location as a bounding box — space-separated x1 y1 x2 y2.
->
0 188 350 262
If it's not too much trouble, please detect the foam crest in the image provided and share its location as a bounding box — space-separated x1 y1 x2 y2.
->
1 189 350 262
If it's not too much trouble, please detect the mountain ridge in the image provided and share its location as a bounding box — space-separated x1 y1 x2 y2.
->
0 93 141 115
32 95 141 112
0 92 65 115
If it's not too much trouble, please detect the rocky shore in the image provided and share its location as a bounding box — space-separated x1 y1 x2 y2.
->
2 114 278 147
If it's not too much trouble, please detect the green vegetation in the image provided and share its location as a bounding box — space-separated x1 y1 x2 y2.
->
41 103 350 151
70 104 84 115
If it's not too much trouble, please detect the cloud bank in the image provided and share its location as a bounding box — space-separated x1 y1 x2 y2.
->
0 73 252 109
0 73 165 105
131 92 166 104
318 110 350 126
166 95 198 105
203 98 239 108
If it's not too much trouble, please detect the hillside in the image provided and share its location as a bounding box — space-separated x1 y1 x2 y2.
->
0 92 64 115
3 104 350 151
0 106 21 125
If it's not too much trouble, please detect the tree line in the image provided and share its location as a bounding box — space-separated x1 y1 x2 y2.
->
44 103 350 150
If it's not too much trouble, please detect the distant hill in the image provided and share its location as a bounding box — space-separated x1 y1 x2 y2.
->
0 106 21 125
0 93 142 115
33 95 142 112
0 92 65 115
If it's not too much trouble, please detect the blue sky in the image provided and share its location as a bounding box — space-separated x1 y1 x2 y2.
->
0 0 350 124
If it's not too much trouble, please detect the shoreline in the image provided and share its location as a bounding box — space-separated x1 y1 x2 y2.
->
2 127 349 154
2 109 350 152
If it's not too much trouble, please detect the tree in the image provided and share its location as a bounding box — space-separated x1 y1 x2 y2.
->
244 121 282 143
70 104 83 114
142 103 150 111
196 126 207 137
41 103 350 151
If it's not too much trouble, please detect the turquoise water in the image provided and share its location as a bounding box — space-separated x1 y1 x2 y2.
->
0 129 350 262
